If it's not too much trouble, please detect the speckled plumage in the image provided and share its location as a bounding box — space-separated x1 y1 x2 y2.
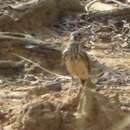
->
62 41 91 86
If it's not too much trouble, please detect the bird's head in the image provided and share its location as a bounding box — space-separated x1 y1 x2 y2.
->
68 42 82 55
70 31 82 42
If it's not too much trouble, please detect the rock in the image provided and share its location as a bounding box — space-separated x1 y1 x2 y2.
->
0 60 24 76
27 86 50 97
58 0 84 15
46 82 62 91
85 1 118 12
13 100 62 130
0 91 27 99
28 82 61 96
12 90 130 130
0 0 83 31
0 111 6 121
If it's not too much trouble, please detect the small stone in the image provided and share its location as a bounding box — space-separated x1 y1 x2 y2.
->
46 82 62 91
0 80 3 84
0 111 6 121
24 74 38 81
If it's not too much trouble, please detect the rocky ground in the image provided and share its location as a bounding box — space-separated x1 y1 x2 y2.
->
0 0 130 130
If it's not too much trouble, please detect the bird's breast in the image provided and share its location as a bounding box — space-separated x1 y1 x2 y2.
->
64 56 89 80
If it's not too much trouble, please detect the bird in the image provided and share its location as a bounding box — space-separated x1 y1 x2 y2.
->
62 31 94 88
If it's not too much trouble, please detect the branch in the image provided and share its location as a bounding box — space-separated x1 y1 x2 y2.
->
13 53 71 79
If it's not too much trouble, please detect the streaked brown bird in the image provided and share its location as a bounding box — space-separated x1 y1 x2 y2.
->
62 32 93 87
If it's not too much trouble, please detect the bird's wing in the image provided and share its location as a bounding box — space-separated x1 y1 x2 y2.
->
79 50 91 74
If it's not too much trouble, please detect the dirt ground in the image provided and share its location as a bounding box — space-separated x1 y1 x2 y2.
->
0 0 130 130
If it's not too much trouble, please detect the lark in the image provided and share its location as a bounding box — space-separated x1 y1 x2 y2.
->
62 32 92 85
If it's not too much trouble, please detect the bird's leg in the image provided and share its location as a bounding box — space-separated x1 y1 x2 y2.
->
78 79 86 101
77 79 94 114
78 80 86 97
77 80 85 98
76 80 85 113
77 85 86 114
